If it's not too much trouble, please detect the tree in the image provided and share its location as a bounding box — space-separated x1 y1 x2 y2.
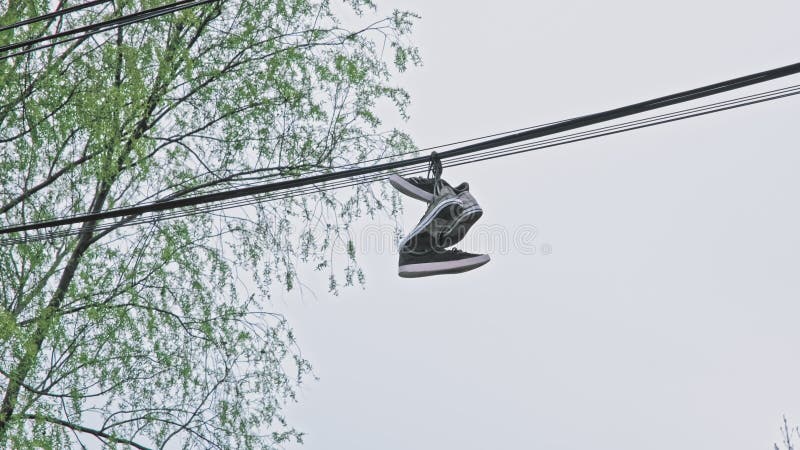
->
0 0 418 448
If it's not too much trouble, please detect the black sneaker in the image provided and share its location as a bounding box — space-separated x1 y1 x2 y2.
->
398 181 462 251
398 247 490 278
440 190 483 248
388 173 469 203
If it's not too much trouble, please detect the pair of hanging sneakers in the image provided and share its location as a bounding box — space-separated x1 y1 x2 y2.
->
390 173 491 278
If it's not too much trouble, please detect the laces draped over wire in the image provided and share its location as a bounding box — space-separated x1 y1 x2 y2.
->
427 151 443 196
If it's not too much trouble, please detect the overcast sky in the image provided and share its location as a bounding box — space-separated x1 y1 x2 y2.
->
277 1 800 449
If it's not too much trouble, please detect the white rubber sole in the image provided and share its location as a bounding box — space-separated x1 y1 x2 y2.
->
439 206 483 247
398 196 461 248
388 173 434 203
398 254 490 278
443 206 483 236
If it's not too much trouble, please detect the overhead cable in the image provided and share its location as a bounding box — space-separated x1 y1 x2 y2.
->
0 0 112 34
4 60 800 239
0 0 218 61
3 77 800 244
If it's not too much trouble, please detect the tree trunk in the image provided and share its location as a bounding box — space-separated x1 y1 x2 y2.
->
0 184 110 442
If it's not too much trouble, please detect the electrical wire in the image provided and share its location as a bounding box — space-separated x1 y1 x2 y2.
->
3 80 800 244
0 0 218 61
0 118 586 243
0 0 112 34
5 59 800 239
4 80 800 243
442 83 800 168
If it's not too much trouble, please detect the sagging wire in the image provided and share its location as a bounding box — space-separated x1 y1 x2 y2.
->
3 81 799 244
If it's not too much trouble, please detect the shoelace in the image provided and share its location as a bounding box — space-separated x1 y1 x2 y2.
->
426 152 442 179
427 152 443 196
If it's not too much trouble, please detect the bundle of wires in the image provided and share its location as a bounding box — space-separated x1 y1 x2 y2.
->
0 0 218 61
2 75 800 245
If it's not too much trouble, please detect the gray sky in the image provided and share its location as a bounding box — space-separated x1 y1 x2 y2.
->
278 1 800 449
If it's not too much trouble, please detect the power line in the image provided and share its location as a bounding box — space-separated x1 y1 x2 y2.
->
443 83 800 168
4 82 800 244
3 62 800 241
0 0 112 34
4 83 800 245
0 0 218 61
